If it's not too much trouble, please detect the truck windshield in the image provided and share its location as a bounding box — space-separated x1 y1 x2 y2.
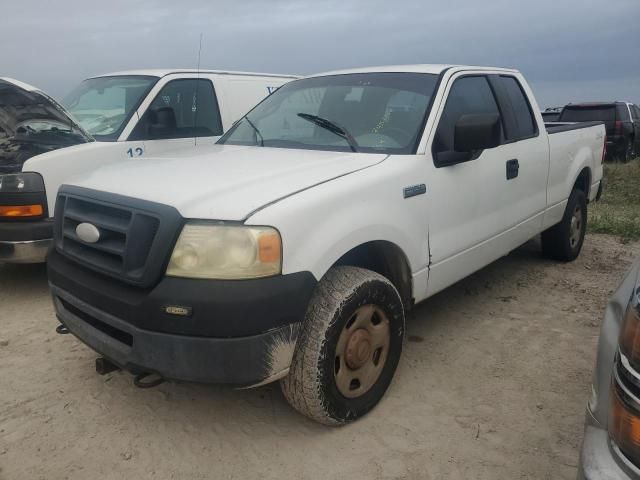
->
219 72 439 154
62 76 157 141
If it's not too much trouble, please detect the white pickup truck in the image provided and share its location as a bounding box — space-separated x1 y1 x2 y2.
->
47 64 605 425
0 70 296 262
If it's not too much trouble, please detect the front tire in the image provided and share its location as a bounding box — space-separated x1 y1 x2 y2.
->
541 188 587 261
281 266 404 425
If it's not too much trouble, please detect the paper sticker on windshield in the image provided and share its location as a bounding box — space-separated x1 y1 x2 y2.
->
127 147 144 157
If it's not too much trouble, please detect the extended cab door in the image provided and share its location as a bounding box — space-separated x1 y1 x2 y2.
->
121 75 224 158
425 72 548 296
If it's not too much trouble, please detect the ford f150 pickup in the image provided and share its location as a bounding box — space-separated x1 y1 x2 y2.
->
0 69 296 263
47 64 605 425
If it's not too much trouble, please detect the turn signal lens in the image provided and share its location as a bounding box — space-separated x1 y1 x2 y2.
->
0 204 44 217
258 233 281 263
620 301 640 371
610 382 640 466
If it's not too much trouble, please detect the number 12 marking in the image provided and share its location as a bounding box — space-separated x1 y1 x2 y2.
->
127 147 144 157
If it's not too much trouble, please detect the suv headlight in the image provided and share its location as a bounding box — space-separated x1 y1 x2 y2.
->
166 223 282 280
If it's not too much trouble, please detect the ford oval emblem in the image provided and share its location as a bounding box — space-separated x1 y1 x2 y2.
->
76 223 101 244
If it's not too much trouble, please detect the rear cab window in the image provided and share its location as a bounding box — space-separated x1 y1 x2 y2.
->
496 76 538 140
129 78 223 141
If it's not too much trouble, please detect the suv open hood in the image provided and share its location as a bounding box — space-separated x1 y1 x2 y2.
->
69 144 388 221
0 77 92 173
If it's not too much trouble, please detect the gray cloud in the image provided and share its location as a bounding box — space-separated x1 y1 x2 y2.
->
1 0 639 108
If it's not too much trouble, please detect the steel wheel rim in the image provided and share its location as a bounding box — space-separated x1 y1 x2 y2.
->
569 205 583 248
334 304 391 398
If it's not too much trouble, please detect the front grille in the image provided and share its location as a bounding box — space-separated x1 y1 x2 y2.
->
54 186 183 287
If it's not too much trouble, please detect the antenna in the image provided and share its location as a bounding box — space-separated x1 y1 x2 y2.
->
193 33 203 146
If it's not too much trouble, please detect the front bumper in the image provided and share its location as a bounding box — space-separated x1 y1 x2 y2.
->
0 219 53 263
48 249 318 387
578 423 639 479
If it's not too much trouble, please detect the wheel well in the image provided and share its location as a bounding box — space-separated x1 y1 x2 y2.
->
333 241 413 310
574 168 591 199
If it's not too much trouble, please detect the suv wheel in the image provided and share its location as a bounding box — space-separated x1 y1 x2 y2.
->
280 266 404 425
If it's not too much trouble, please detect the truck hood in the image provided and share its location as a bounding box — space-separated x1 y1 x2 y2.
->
69 144 388 220
0 77 92 173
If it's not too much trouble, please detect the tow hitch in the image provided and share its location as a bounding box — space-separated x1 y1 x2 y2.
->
55 324 70 335
134 372 165 389
95 357 120 375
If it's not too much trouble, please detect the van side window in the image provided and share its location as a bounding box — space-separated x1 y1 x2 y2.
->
631 105 640 120
432 76 502 156
499 76 537 139
129 79 223 140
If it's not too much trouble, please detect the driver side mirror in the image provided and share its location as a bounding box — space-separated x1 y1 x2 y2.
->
453 113 501 153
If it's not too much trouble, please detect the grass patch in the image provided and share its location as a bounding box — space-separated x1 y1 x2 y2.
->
589 159 640 242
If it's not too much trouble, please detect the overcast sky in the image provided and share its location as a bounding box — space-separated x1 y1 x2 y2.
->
1 0 638 108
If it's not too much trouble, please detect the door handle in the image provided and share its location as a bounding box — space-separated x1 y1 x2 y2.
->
506 159 519 180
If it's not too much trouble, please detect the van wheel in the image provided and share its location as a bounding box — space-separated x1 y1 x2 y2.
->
541 189 587 262
280 266 404 425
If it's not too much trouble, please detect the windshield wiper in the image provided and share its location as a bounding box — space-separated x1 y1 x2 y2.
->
297 113 359 153
243 116 264 146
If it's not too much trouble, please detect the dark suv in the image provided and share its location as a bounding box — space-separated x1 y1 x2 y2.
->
558 102 640 162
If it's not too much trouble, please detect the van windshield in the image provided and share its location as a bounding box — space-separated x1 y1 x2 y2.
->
62 76 157 141
219 72 439 154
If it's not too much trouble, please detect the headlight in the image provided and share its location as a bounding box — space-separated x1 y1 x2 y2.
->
0 173 46 218
0 173 45 193
166 223 282 280
610 288 640 467
619 292 640 371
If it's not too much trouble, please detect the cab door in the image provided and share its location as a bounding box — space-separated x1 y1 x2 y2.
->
121 76 224 158
425 73 538 296
488 74 549 240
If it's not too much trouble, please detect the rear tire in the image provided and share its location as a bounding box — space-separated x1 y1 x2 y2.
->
541 189 587 262
280 266 404 425
621 139 634 163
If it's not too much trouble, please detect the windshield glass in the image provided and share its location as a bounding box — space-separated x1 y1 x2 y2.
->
62 76 157 141
219 72 439 154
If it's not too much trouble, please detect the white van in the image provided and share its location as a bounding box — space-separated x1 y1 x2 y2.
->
0 69 297 262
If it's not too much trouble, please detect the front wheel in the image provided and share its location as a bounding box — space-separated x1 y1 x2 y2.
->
280 266 404 425
541 188 587 261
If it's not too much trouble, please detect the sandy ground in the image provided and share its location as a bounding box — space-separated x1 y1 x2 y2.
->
0 233 638 480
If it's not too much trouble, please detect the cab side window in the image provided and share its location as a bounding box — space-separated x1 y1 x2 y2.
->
499 76 537 140
432 76 502 161
129 79 223 140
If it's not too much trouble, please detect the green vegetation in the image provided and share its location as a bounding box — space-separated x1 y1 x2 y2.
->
589 159 640 242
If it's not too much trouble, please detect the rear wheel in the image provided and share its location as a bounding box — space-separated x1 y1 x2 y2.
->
621 139 634 163
541 189 587 261
280 266 404 425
